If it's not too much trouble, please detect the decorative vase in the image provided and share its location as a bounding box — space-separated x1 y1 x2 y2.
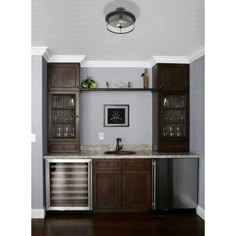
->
142 69 148 89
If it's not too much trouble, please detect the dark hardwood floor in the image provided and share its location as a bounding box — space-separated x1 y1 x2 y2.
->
32 212 204 236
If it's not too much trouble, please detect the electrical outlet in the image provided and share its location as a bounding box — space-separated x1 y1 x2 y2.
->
99 132 104 140
31 133 36 142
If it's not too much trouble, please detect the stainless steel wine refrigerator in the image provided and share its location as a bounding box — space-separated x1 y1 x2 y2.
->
45 159 92 211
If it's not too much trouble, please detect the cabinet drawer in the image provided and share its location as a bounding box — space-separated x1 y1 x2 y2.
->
48 141 80 153
123 159 151 171
94 159 121 171
159 141 189 152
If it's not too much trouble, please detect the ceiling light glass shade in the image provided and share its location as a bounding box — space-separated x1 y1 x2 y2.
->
105 7 136 34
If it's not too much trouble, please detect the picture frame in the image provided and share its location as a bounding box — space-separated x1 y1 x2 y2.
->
104 105 129 127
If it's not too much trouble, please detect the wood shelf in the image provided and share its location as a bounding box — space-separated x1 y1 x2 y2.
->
79 88 156 92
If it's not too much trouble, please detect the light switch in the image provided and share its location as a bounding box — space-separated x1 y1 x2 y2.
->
31 133 36 142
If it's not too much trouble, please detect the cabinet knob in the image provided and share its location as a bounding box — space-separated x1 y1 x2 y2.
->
76 115 79 118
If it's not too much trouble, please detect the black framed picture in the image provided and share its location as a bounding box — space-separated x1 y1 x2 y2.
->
104 105 129 127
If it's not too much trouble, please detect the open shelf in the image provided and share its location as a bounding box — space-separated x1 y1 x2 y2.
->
79 88 156 92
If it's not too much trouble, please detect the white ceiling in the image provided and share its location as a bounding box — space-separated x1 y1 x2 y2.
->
32 0 204 61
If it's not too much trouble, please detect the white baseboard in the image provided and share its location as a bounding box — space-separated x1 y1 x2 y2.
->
31 209 45 219
196 205 205 220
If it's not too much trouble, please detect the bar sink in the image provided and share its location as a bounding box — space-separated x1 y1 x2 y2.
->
104 150 136 155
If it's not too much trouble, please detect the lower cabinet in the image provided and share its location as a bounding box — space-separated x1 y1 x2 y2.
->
95 172 122 210
45 159 92 211
93 159 151 212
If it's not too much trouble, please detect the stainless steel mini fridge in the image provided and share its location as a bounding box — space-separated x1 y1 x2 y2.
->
152 158 198 211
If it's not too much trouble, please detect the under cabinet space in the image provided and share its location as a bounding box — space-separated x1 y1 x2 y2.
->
45 159 92 211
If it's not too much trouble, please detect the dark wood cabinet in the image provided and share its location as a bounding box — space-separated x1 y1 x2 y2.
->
48 63 80 153
156 64 189 91
93 159 151 212
122 159 151 210
93 159 122 211
152 63 189 152
48 63 80 89
95 172 122 210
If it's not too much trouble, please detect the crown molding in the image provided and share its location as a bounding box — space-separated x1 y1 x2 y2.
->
31 47 48 56
47 55 86 63
187 45 205 63
148 57 157 67
152 56 189 64
31 45 204 66
43 50 51 61
31 47 51 61
81 60 150 68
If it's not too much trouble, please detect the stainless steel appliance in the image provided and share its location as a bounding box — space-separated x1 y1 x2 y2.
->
152 158 198 211
45 159 92 211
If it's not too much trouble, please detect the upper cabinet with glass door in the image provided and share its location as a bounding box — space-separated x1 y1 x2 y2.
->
152 63 189 152
160 94 187 138
50 94 77 139
48 63 80 153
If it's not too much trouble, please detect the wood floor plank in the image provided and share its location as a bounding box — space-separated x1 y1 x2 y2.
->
32 212 204 236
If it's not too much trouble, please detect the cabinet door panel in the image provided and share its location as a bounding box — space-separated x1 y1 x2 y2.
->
94 172 121 210
123 172 151 210
48 64 80 89
158 64 189 90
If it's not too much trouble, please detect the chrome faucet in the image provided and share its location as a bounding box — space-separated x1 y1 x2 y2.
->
116 138 123 152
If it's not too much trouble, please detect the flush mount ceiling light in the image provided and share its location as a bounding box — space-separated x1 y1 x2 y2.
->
105 7 136 34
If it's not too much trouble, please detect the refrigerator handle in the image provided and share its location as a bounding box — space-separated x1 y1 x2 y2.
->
152 160 156 210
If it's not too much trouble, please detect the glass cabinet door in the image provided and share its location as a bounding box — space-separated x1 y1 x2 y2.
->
160 94 187 138
50 94 77 139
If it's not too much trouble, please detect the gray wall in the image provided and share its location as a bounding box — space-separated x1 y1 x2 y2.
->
80 67 152 145
31 56 47 210
190 56 205 209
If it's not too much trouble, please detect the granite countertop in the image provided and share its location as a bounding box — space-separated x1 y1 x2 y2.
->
44 145 199 159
